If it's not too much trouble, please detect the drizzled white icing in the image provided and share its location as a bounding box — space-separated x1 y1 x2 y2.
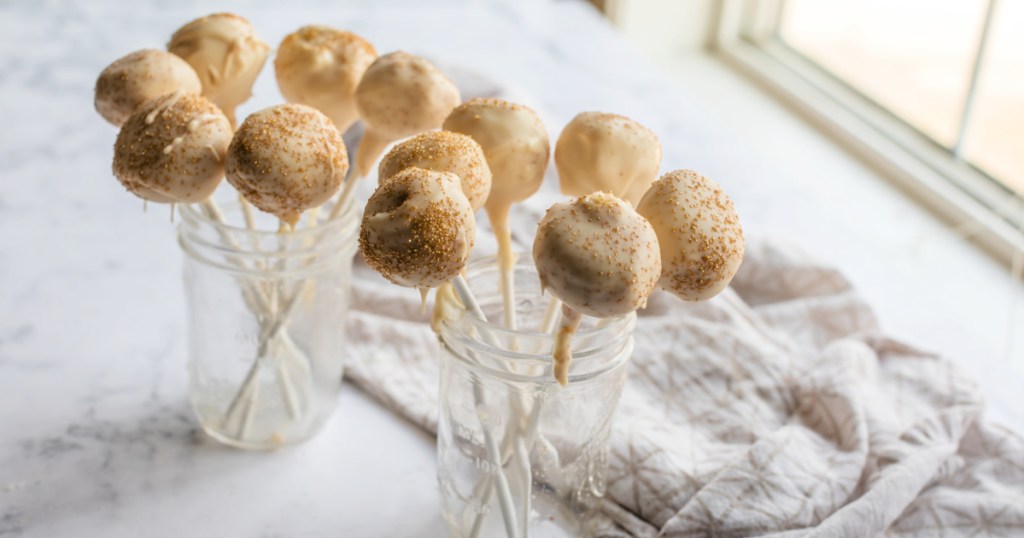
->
145 91 184 125
168 13 270 127
113 93 232 204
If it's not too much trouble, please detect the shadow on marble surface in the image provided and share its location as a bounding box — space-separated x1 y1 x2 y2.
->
3 396 300 533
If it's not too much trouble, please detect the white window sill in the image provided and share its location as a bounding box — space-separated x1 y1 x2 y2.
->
646 50 1024 430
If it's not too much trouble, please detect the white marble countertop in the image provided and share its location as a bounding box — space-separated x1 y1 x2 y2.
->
1 0 1021 536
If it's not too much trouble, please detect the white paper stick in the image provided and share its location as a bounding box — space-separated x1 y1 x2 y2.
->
451 275 521 538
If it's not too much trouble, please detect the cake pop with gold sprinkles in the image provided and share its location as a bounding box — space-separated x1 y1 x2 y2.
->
533 192 660 384
226 104 348 226
555 111 661 205
359 167 476 291
636 169 744 301
377 131 492 211
274 25 378 133
168 12 270 127
112 92 232 203
353 52 460 177
95 49 202 127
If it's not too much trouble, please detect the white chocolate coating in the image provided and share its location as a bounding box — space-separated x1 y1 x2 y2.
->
168 13 270 127
113 92 232 203
354 52 460 176
95 49 202 127
274 26 377 133
377 131 492 211
442 98 550 217
636 170 744 301
226 104 348 225
360 167 475 290
533 192 661 318
554 111 661 205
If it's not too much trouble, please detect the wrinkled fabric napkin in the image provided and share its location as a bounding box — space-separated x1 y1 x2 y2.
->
344 221 1024 537
341 72 1024 537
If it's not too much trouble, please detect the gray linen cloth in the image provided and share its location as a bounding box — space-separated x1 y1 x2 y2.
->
343 215 1024 537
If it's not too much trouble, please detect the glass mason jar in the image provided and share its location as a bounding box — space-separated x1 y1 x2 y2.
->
177 199 358 450
436 257 634 537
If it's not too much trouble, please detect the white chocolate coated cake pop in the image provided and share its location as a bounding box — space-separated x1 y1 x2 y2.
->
113 92 232 203
443 98 550 218
354 52 460 176
274 26 378 133
637 170 744 301
534 192 661 317
168 13 270 127
94 49 202 127
534 192 660 384
555 111 661 205
443 98 551 329
226 104 348 225
360 167 476 290
377 131 492 211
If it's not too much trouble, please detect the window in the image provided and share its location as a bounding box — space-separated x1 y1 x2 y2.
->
715 0 1024 263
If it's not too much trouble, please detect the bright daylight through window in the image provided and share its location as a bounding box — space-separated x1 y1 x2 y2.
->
780 0 1023 197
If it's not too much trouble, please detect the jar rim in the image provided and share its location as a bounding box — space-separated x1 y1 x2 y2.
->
178 195 357 238
177 196 359 276
438 256 636 385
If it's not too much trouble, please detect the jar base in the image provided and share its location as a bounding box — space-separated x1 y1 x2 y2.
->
190 385 339 451
443 488 600 538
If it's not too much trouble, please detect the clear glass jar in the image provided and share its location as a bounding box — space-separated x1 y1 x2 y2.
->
436 257 634 537
177 199 358 450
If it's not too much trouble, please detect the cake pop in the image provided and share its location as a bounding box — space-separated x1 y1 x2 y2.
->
359 167 476 291
554 111 660 205
95 49 202 127
112 92 233 203
533 192 660 384
636 170 744 301
443 98 550 329
226 104 348 226
377 131 491 211
353 51 460 177
274 26 378 133
168 13 270 127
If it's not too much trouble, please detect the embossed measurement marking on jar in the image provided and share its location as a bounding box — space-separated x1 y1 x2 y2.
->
234 329 258 345
473 456 499 475
455 424 483 446
465 499 491 515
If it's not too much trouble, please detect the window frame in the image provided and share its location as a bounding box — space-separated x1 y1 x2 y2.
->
712 0 1024 265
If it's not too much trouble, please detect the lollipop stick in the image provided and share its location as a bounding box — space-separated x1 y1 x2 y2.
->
490 209 518 330
451 275 520 538
328 165 360 221
221 280 308 432
238 193 265 264
273 224 302 419
200 199 309 436
538 296 562 335
240 193 257 230
552 306 583 386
